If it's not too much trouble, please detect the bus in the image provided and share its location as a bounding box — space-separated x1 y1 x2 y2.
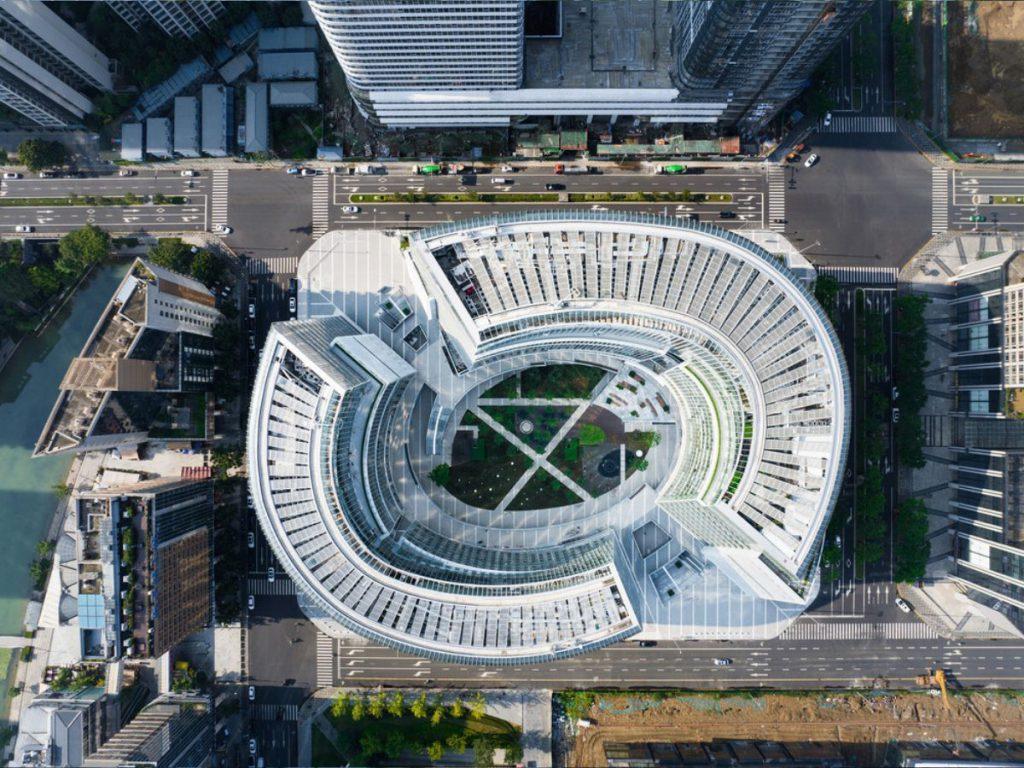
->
416 164 442 175
658 164 687 174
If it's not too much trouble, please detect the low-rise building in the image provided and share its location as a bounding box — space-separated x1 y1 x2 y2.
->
269 80 317 108
258 26 319 52
200 83 231 157
173 96 200 158
146 117 172 159
244 81 269 154
257 50 317 80
120 123 143 162
13 688 117 768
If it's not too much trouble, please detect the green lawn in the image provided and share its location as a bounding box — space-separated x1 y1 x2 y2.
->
445 412 532 509
520 364 606 399
480 404 577 453
507 467 582 510
481 374 520 398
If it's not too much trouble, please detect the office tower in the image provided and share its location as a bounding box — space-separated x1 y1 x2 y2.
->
675 0 872 130
83 694 213 768
107 1 226 38
308 0 726 128
0 0 112 127
35 258 221 457
73 479 214 661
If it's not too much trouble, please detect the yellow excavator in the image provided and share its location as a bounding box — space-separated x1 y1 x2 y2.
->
916 667 950 710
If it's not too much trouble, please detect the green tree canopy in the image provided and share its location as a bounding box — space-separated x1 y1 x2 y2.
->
893 497 930 583
17 139 67 172
56 225 110 276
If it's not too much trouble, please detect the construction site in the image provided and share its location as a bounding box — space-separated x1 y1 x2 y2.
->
948 0 1024 138
562 678 1024 768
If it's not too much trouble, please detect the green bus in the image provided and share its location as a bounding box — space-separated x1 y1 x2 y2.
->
660 164 687 175
417 164 442 175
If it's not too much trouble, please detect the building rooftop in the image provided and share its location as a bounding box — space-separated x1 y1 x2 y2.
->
120 123 143 162
257 50 317 80
258 25 319 51
268 80 316 107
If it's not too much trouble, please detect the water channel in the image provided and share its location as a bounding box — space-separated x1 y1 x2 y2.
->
0 261 128 635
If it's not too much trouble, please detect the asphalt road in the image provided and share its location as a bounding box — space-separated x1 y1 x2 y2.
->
950 169 1024 232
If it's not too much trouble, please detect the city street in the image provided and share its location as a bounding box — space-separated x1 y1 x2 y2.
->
949 169 1024 232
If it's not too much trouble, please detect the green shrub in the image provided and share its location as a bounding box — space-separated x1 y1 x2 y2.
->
577 424 606 446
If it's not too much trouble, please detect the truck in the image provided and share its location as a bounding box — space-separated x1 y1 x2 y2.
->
354 164 385 175
415 164 442 175
555 164 591 175
658 163 687 174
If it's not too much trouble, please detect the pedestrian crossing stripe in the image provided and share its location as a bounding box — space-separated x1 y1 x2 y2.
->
211 169 229 226
250 703 299 721
316 634 334 688
781 621 938 640
932 167 950 235
815 266 898 285
248 257 300 276
248 577 295 595
312 175 330 238
819 115 898 133
767 165 785 232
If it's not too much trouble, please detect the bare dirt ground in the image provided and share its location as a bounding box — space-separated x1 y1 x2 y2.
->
569 691 1024 768
949 1 1024 137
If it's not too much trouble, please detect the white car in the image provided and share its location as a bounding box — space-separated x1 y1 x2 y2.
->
288 296 296 315
118 169 135 177
895 597 912 613
14 225 33 233
248 595 255 611
267 566 275 583
248 302 256 319
180 169 198 177
248 686 256 701
299 168 316 176
286 166 300 175
214 224 232 235
3 172 20 179
248 532 255 548
823 111 832 127
804 154 819 168
500 164 515 173
341 205 360 214
249 738 257 755
713 658 732 666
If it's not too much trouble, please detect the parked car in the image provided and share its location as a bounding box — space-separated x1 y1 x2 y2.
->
214 224 232 235
341 205 359 214
638 640 657 648
499 164 515 173
248 686 256 701
288 296 297 315
248 595 255 611
805 154 819 167
823 112 832 127
267 566 275 583
545 183 565 191
249 738 257 755
713 658 732 666
895 597 912 613
299 168 316 176
248 334 255 350
180 169 198 177
892 407 901 423
248 532 255 548
14 225 33 233
118 169 135 177
286 166 300 175
3 172 21 179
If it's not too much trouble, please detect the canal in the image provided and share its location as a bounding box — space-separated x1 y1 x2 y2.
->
0 261 128 635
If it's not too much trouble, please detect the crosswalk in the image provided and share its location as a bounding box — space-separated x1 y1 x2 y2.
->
316 634 334 687
932 167 949 234
248 256 300 276
767 165 785 231
248 576 295 595
781 620 938 641
250 703 299 721
211 169 229 228
312 175 330 238
815 265 898 285
819 115 897 133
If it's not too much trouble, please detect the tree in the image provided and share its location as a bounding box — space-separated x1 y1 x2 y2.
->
350 695 366 721
368 690 387 718
210 444 243 480
17 139 67 172
450 697 465 719
52 483 71 499
358 731 384 760
330 690 351 718
147 239 194 274
446 733 468 753
28 265 61 295
429 463 451 486
469 692 486 720
430 694 446 726
384 731 406 759
190 249 224 287
893 497 930 583
410 691 429 719
426 741 445 761
472 736 495 768
813 274 840 322
57 225 110 276
386 690 404 717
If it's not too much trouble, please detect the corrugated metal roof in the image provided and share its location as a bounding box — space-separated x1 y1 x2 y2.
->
268 80 317 107
244 82 269 154
257 51 317 80
258 26 319 51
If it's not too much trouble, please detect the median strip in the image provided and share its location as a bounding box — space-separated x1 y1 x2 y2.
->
349 191 733 204
0 195 188 207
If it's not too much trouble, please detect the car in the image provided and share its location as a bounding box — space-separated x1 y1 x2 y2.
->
341 205 360 214
490 177 510 185
823 112 832 127
248 334 255 350
14 225 33 233
248 595 255 611
719 210 737 219
591 204 608 211
248 302 255 319
793 143 806 152
220 285 232 298
686 213 699 223
286 166 300 175
638 640 657 648
892 407 900 423
785 151 800 162
892 386 900 400
248 686 255 701
499 164 515 173
38 170 55 178
895 597 912 613
970 214 986 223
545 183 565 191
288 296 297 315
805 154 819 167
834 534 841 548
2 172 20 179
299 168 316 176
118 169 135 177
713 658 732 666
249 738 257 755
214 224 232 235
267 566 275 583
248 532 255 548
180 169 198 177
